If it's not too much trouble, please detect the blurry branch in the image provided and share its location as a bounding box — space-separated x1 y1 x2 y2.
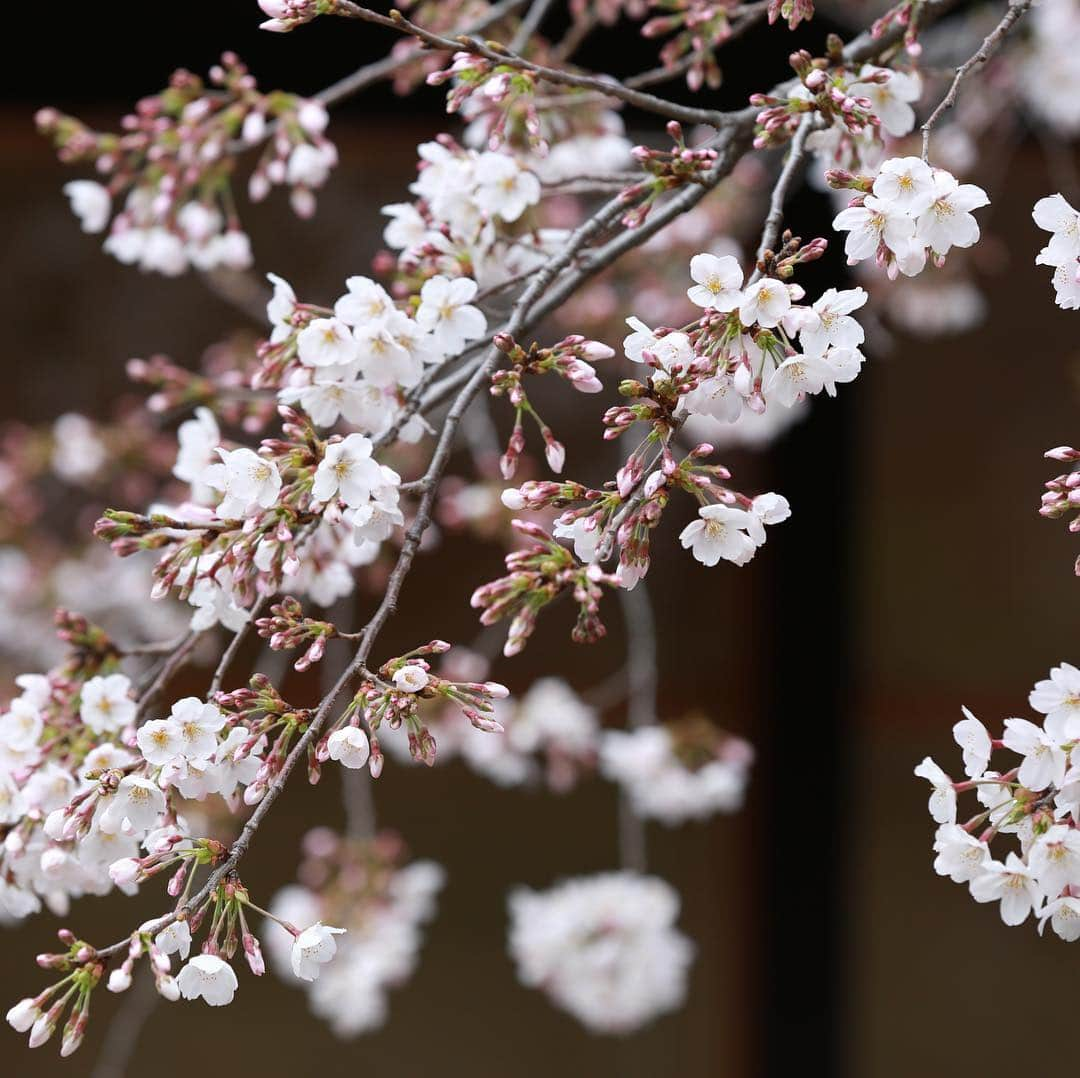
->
921 0 1034 159
89 972 158 1078
616 583 658 874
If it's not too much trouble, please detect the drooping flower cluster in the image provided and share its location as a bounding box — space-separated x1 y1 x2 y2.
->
832 157 990 279
917 662 1080 938
8 864 347 1054
507 871 694 1033
263 828 443 1037
1033 193 1080 310
600 716 753 824
38 53 337 274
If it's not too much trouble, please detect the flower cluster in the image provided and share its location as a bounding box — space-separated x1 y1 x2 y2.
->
267 271 486 435
917 662 1080 938
316 641 509 774
263 829 443 1037
38 53 336 274
1033 193 1080 310
381 137 543 283
8 868 349 1054
600 716 753 824
832 157 990 279
507 872 694 1033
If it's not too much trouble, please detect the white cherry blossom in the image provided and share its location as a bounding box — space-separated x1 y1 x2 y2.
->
686 253 743 310
80 674 135 734
327 727 370 769
202 447 282 518
176 954 238 1006
297 317 359 370
415 275 487 353
291 923 346 981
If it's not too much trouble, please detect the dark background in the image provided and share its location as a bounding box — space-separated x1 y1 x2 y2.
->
3 3 1080 1076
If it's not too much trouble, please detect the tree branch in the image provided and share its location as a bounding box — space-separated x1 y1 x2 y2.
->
921 0 1033 160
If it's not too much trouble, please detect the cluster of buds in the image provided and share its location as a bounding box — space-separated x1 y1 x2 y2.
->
315 642 508 771
127 353 272 431
754 229 828 282
255 595 338 671
109 837 228 898
258 0 341 32
606 363 690 443
97 409 321 611
768 0 815 31
622 121 719 228
216 674 313 797
428 53 546 152
196 877 268 975
640 0 736 91
491 333 614 478
869 0 927 54
52 608 120 678
500 479 602 513
752 45 880 149
471 520 619 655
1040 445 1080 574
37 53 337 273
7 931 104 1057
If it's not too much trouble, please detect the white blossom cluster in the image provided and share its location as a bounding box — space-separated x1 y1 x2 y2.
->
0 672 227 921
678 493 791 568
265 859 444 1036
271 271 486 433
918 662 1080 938
805 64 922 177
833 157 989 279
600 724 753 825
507 872 694 1033
628 253 870 431
55 88 336 276
456 677 599 791
1033 193 1080 310
381 141 549 284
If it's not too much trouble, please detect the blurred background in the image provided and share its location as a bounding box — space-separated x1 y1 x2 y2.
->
2 2 1079 1075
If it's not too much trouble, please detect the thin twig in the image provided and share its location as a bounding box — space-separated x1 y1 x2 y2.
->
208 594 272 698
921 0 1033 159
751 113 821 276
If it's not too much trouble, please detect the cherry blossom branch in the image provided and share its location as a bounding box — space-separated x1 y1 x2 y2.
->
340 3 732 128
208 595 273 698
316 0 530 108
624 1 772 90
920 0 1034 160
